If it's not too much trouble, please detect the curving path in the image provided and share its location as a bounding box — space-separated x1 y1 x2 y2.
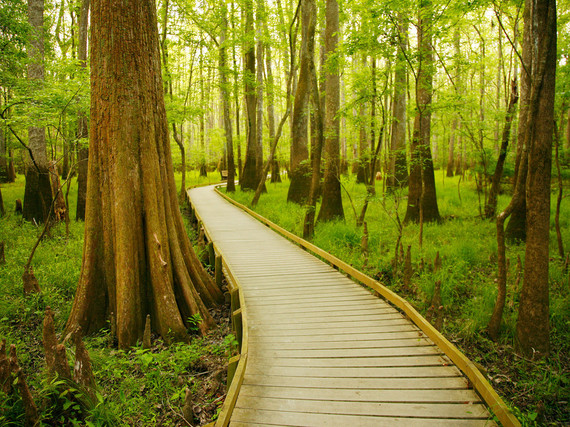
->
188 185 499 426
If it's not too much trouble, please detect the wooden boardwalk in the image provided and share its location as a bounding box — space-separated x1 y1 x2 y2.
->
188 185 502 426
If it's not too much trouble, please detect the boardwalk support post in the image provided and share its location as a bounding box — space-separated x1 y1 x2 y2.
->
226 354 240 390
208 242 215 266
215 255 223 289
232 308 243 352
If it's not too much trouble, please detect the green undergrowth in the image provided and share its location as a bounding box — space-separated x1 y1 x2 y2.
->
0 172 231 426
227 170 570 426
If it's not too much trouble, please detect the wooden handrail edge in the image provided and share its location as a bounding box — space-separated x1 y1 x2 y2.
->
213 186 520 427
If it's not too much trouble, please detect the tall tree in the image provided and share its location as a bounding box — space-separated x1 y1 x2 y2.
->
317 0 343 222
75 0 90 221
388 16 408 189
240 0 260 190
446 27 461 178
355 55 369 185
506 6 531 242
404 0 440 224
220 0 236 192
287 0 314 204
516 0 556 358
66 0 221 349
23 0 52 224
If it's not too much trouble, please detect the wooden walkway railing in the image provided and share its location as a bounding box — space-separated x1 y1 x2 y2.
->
187 185 520 427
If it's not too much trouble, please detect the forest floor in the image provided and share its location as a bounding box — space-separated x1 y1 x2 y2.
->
227 169 569 426
0 173 233 426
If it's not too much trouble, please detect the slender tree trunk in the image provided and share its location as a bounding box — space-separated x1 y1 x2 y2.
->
255 0 265 190
404 0 440 224
287 0 313 204
506 7 531 242
566 109 570 149
240 0 259 190
484 79 518 219
317 0 343 222
66 0 220 349
220 2 236 192
0 127 9 183
388 17 408 189
356 55 369 185
75 0 89 221
23 0 52 224
516 0 556 358
447 28 460 178
199 48 207 178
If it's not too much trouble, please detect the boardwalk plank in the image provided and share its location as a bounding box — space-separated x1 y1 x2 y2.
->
239 384 482 403
242 374 470 390
231 409 496 426
235 396 490 419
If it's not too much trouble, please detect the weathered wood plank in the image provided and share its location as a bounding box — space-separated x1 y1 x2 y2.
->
238 384 482 403
244 364 463 378
235 396 490 419
246 330 427 343
248 355 452 368
242 374 469 390
248 322 417 337
249 337 433 351
230 408 496 426
248 345 442 359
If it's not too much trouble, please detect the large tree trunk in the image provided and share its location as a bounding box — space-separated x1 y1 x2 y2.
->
317 0 343 222
23 0 52 224
516 0 556 358
240 0 259 190
220 2 235 192
404 0 440 224
287 0 314 204
66 0 221 349
388 17 408 189
75 0 89 221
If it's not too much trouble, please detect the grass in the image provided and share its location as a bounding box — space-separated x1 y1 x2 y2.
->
0 171 231 426
226 170 570 426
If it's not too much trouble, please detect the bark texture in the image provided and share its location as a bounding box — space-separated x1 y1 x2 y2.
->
240 0 259 190
220 2 235 192
388 18 408 189
23 0 52 224
404 1 440 224
287 0 314 204
66 0 220 349
317 0 344 222
516 0 556 358
75 0 89 221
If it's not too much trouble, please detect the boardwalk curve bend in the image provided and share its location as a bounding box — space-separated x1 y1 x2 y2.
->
187 185 519 427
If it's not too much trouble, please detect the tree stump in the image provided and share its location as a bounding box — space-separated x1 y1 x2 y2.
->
0 241 5 265
22 266 41 295
15 199 23 215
